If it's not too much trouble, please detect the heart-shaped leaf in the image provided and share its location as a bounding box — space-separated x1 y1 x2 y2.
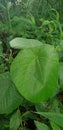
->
10 44 59 103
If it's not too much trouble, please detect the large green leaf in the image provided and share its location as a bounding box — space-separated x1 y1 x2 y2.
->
10 38 42 49
10 110 21 130
35 121 50 130
10 44 59 103
0 72 23 114
36 112 63 128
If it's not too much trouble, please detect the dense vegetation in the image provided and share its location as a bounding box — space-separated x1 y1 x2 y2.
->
0 0 63 130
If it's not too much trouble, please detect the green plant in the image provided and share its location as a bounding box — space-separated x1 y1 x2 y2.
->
0 0 12 30
35 9 63 46
0 1 63 129
0 37 61 130
10 38 59 102
11 16 36 38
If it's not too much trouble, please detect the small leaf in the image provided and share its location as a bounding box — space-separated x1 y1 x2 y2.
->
7 2 12 11
50 121 61 130
30 15 36 24
42 20 50 26
10 38 42 49
0 72 23 114
35 121 50 130
36 112 63 128
10 110 21 130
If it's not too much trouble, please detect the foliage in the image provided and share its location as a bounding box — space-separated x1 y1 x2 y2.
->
0 0 63 130
10 38 59 103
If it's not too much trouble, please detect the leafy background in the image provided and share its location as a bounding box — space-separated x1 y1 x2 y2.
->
0 0 63 130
